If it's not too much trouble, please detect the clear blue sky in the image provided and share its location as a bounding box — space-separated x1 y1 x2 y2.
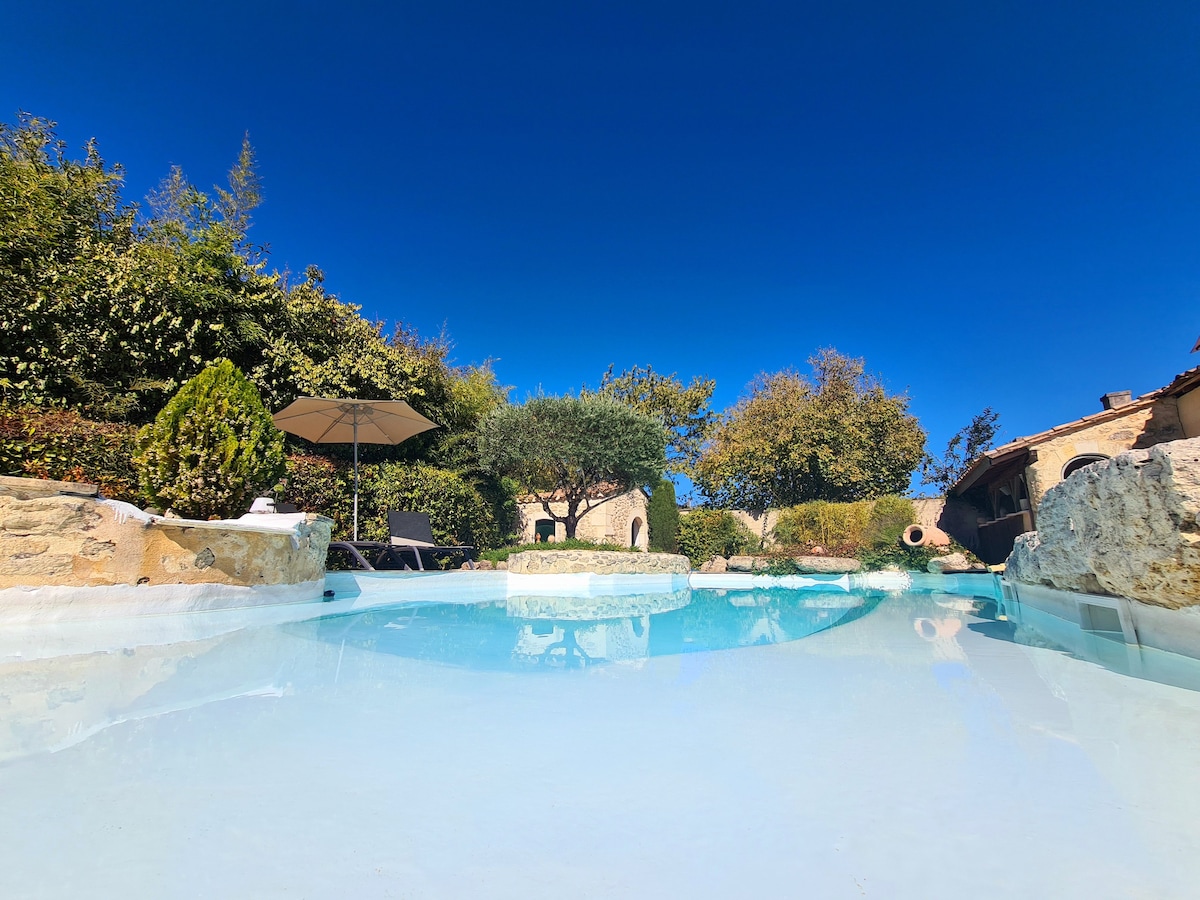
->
4 1 1198 490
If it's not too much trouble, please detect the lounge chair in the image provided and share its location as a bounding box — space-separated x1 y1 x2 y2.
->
327 512 476 571
386 511 477 571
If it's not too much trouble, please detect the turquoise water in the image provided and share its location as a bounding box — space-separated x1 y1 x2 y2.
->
2 580 1200 898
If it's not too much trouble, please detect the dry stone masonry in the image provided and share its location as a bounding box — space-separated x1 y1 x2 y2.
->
505 550 690 575
0 476 332 592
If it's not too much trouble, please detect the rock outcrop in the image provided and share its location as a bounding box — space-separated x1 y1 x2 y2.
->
1006 438 1200 608
505 549 690 575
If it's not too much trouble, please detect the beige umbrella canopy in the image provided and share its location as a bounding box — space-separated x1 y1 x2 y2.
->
273 397 439 540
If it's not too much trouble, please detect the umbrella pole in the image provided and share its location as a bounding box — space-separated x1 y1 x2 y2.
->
353 418 359 541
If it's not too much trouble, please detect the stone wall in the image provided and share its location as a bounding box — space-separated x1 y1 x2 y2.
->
0 477 332 592
1007 437 1200 608
506 549 690 575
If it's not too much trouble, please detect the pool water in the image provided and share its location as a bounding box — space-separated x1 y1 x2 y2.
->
2 582 1199 898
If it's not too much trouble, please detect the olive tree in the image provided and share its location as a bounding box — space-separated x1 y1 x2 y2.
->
477 395 667 539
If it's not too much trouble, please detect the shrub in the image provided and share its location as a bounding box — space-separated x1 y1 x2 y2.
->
677 509 759 567
0 404 140 502
278 453 354 539
133 359 285 519
773 500 873 551
359 461 501 549
647 478 679 553
863 494 917 549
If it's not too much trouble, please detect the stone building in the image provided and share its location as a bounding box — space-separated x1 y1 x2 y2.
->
949 366 1200 564
516 487 650 549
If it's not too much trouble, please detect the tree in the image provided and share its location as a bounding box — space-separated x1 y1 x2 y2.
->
921 407 1000 494
477 394 667 539
134 359 285 519
647 477 679 552
695 349 926 508
595 364 716 477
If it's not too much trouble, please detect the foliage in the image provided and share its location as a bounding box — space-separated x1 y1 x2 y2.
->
596 364 716 477
477 394 667 539
0 404 139 502
277 453 354 539
134 360 285 518
864 494 917 548
772 495 917 555
0 114 288 421
695 349 926 508
773 500 874 551
921 407 1000 494
480 538 640 563
857 543 942 572
677 509 759 567
0 114 483 429
357 461 502 550
647 477 680 553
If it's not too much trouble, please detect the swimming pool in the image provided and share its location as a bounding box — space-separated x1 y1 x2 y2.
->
2 575 1199 898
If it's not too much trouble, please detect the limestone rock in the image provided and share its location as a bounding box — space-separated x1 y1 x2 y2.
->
727 555 769 573
792 556 862 574
698 556 728 573
505 550 690 575
927 552 971 574
1006 437 1200 608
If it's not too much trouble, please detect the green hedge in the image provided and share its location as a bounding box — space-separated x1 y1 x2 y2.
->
278 453 354 538
0 404 139 502
678 509 759 567
358 461 501 549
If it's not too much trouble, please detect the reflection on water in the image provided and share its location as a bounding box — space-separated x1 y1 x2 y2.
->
288 587 886 671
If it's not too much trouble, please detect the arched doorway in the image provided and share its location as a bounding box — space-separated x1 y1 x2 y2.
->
630 517 643 548
535 519 556 543
1062 454 1109 480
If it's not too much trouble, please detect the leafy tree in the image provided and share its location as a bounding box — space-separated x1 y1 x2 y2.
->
134 359 284 519
477 394 667 539
920 407 1000 494
695 349 926 508
647 477 680 553
595 364 716 477
0 114 282 421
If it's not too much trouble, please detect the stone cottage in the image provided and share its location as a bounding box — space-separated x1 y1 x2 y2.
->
516 487 650 550
947 365 1200 564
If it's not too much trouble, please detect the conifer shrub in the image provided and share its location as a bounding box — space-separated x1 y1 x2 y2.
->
647 478 680 553
134 359 285 519
677 509 759 567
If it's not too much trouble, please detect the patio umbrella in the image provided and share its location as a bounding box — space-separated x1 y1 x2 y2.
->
272 397 440 540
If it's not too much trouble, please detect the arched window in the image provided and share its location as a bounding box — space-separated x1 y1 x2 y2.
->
535 519 555 543
1061 454 1109 480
